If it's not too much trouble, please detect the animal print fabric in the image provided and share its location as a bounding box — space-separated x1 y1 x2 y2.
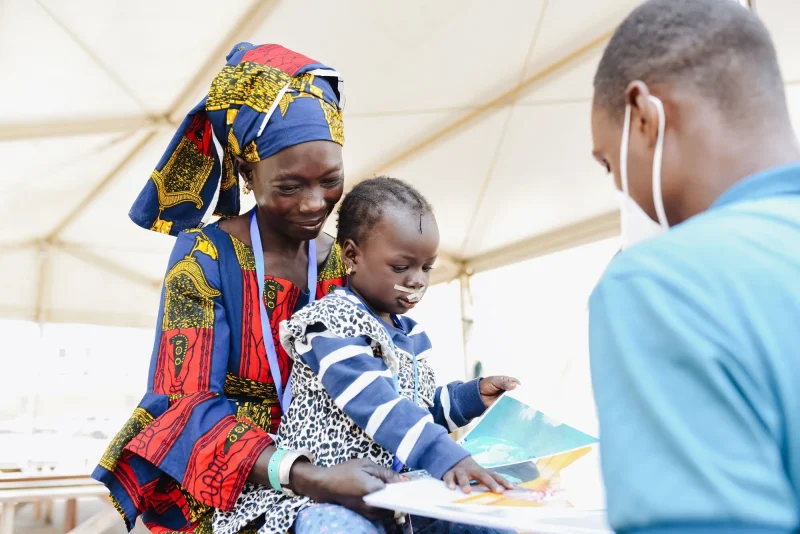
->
213 291 436 534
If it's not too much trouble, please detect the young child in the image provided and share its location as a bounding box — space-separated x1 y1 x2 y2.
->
215 177 518 534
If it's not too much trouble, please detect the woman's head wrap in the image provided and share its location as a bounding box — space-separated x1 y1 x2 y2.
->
129 43 344 236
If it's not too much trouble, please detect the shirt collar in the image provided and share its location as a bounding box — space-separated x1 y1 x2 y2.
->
342 285 404 333
711 161 800 210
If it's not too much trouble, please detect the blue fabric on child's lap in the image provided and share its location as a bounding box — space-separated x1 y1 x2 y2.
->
294 504 385 534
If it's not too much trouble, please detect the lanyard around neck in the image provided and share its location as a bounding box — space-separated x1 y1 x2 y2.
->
249 209 317 412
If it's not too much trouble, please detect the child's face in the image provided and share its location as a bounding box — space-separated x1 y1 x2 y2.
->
345 207 439 319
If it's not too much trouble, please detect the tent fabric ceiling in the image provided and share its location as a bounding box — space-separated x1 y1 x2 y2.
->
0 0 795 328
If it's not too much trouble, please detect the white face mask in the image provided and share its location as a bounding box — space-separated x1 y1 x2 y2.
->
618 95 670 250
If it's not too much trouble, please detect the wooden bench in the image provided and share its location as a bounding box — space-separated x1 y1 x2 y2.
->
0 474 117 534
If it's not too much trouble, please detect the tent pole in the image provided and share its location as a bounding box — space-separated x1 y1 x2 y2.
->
459 271 475 380
35 242 50 325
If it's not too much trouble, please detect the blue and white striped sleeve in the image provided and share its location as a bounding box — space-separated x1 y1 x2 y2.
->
406 324 487 433
430 380 487 433
295 323 470 479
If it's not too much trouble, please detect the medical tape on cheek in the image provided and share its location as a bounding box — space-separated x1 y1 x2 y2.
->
406 291 424 302
394 284 425 302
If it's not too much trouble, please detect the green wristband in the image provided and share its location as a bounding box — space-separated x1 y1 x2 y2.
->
268 448 288 492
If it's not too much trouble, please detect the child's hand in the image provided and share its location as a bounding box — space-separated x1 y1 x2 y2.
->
479 376 520 407
442 457 513 494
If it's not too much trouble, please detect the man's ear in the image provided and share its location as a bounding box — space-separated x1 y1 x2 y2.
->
625 80 660 148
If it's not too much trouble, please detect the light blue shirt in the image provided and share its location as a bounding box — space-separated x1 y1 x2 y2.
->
589 163 800 534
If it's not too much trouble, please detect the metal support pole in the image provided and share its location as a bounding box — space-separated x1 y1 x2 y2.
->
459 271 475 380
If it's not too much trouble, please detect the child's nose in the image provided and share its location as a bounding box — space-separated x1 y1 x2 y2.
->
405 272 425 289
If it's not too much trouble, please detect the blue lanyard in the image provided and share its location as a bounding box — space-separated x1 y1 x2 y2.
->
249 210 317 413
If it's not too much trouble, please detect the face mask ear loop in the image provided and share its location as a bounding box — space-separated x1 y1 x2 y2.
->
620 104 633 245
649 96 669 228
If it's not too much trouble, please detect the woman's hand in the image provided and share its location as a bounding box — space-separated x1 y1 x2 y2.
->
442 457 513 494
479 375 520 407
289 458 405 520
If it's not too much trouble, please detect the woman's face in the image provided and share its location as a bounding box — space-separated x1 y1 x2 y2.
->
241 141 344 241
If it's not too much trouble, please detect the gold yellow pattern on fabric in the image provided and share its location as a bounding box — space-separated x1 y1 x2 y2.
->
278 92 292 117
151 215 174 235
179 486 210 524
278 74 327 118
226 108 239 125
263 278 284 311
319 99 344 145
161 507 214 534
224 372 279 401
244 65 290 114
227 127 242 157
206 62 291 114
109 495 128 526
206 65 240 110
278 91 313 118
162 233 221 330
151 136 214 210
185 229 219 260
290 73 325 99
193 512 213 534
243 140 260 163
319 241 347 281
221 147 236 191
235 401 277 432
224 420 254 454
230 235 256 271
98 408 154 471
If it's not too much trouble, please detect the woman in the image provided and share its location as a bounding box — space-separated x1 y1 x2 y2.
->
93 43 513 534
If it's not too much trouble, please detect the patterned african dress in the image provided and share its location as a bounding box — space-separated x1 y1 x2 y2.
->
92 224 347 533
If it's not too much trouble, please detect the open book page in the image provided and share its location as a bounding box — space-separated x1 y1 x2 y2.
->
364 388 608 532
365 449 609 532
459 388 598 467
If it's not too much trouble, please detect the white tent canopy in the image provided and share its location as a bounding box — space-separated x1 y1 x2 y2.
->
2 0 798 328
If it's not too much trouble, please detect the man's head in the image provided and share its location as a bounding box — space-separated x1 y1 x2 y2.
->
591 0 793 226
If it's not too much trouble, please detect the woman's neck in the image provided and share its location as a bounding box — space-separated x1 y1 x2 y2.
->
255 210 306 256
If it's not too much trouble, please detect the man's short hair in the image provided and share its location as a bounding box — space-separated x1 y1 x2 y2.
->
593 0 786 122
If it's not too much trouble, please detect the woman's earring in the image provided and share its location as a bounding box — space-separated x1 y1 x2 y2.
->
241 181 252 195
346 264 354 276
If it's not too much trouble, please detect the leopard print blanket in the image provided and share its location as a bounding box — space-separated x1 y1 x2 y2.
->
213 290 436 534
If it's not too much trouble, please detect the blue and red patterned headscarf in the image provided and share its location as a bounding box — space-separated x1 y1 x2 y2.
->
129 43 344 236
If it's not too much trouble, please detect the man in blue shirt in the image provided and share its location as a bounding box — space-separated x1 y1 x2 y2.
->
588 1 800 533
